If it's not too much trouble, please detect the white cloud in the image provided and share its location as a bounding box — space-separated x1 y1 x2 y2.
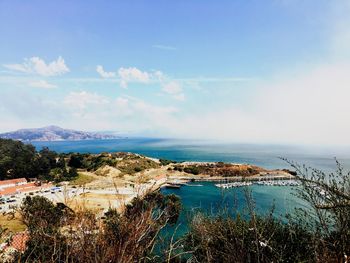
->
63 91 109 112
152 44 177 51
114 97 133 116
132 98 178 115
162 82 182 94
173 93 185 101
94 65 185 100
153 70 165 81
96 65 116 78
3 63 28 73
3 56 69 76
118 67 150 88
115 97 129 107
28 80 57 89
123 96 179 132
6 60 350 145
163 62 350 145
0 91 63 124
162 81 185 101
60 93 180 132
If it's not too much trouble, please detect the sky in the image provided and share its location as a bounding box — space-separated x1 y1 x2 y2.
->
0 0 350 145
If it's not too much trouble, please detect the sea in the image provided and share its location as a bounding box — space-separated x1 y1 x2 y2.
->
31 137 350 237
31 137 350 171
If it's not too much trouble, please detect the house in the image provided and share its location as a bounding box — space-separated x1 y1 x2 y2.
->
9 232 29 252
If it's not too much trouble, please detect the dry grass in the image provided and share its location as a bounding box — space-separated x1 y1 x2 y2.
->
68 198 105 214
66 191 132 213
95 165 122 177
70 172 96 186
80 192 129 200
0 213 26 235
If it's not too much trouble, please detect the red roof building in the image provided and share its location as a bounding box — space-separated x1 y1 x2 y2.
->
9 232 29 252
0 178 27 189
0 179 53 197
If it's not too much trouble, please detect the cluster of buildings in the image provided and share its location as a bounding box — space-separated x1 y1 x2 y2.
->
0 178 53 197
0 178 60 258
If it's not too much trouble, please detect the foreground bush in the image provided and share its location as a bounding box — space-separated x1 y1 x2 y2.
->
186 213 314 263
18 192 181 263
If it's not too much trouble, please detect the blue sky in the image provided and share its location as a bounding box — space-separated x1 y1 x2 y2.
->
1 0 350 145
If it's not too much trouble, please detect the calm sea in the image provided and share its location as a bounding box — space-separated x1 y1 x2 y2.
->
31 138 350 236
31 137 350 171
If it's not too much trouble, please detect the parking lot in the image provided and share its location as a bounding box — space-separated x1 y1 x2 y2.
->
0 187 84 213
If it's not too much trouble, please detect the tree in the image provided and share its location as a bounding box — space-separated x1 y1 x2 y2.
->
68 167 78 178
68 153 84 168
20 196 73 262
0 139 37 179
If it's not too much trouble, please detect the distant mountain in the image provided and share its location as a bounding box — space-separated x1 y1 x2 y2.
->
0 125 121 141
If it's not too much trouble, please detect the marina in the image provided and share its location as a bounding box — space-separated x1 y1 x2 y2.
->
215 179 300 188
161 175 300 190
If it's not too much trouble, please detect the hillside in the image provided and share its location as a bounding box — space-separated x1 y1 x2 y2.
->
0 125 119 141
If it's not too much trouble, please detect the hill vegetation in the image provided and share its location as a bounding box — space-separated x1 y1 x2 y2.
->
0 139 160 183
174 162 266 177
0 138 76 181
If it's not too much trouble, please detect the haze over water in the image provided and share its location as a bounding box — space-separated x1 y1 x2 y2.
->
32 138 350 171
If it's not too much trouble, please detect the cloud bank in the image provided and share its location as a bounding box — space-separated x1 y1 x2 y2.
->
28 80 57 89
4 56 69 76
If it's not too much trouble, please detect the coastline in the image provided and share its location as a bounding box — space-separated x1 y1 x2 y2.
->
67 161 297 213
0 150 296 216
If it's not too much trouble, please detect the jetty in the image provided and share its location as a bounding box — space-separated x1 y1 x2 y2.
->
163 184 181 189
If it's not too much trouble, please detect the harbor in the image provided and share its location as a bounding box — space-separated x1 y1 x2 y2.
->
215 179 300 189
161 173 300 190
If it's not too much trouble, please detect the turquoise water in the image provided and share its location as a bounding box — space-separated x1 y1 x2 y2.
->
160 182 307 237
